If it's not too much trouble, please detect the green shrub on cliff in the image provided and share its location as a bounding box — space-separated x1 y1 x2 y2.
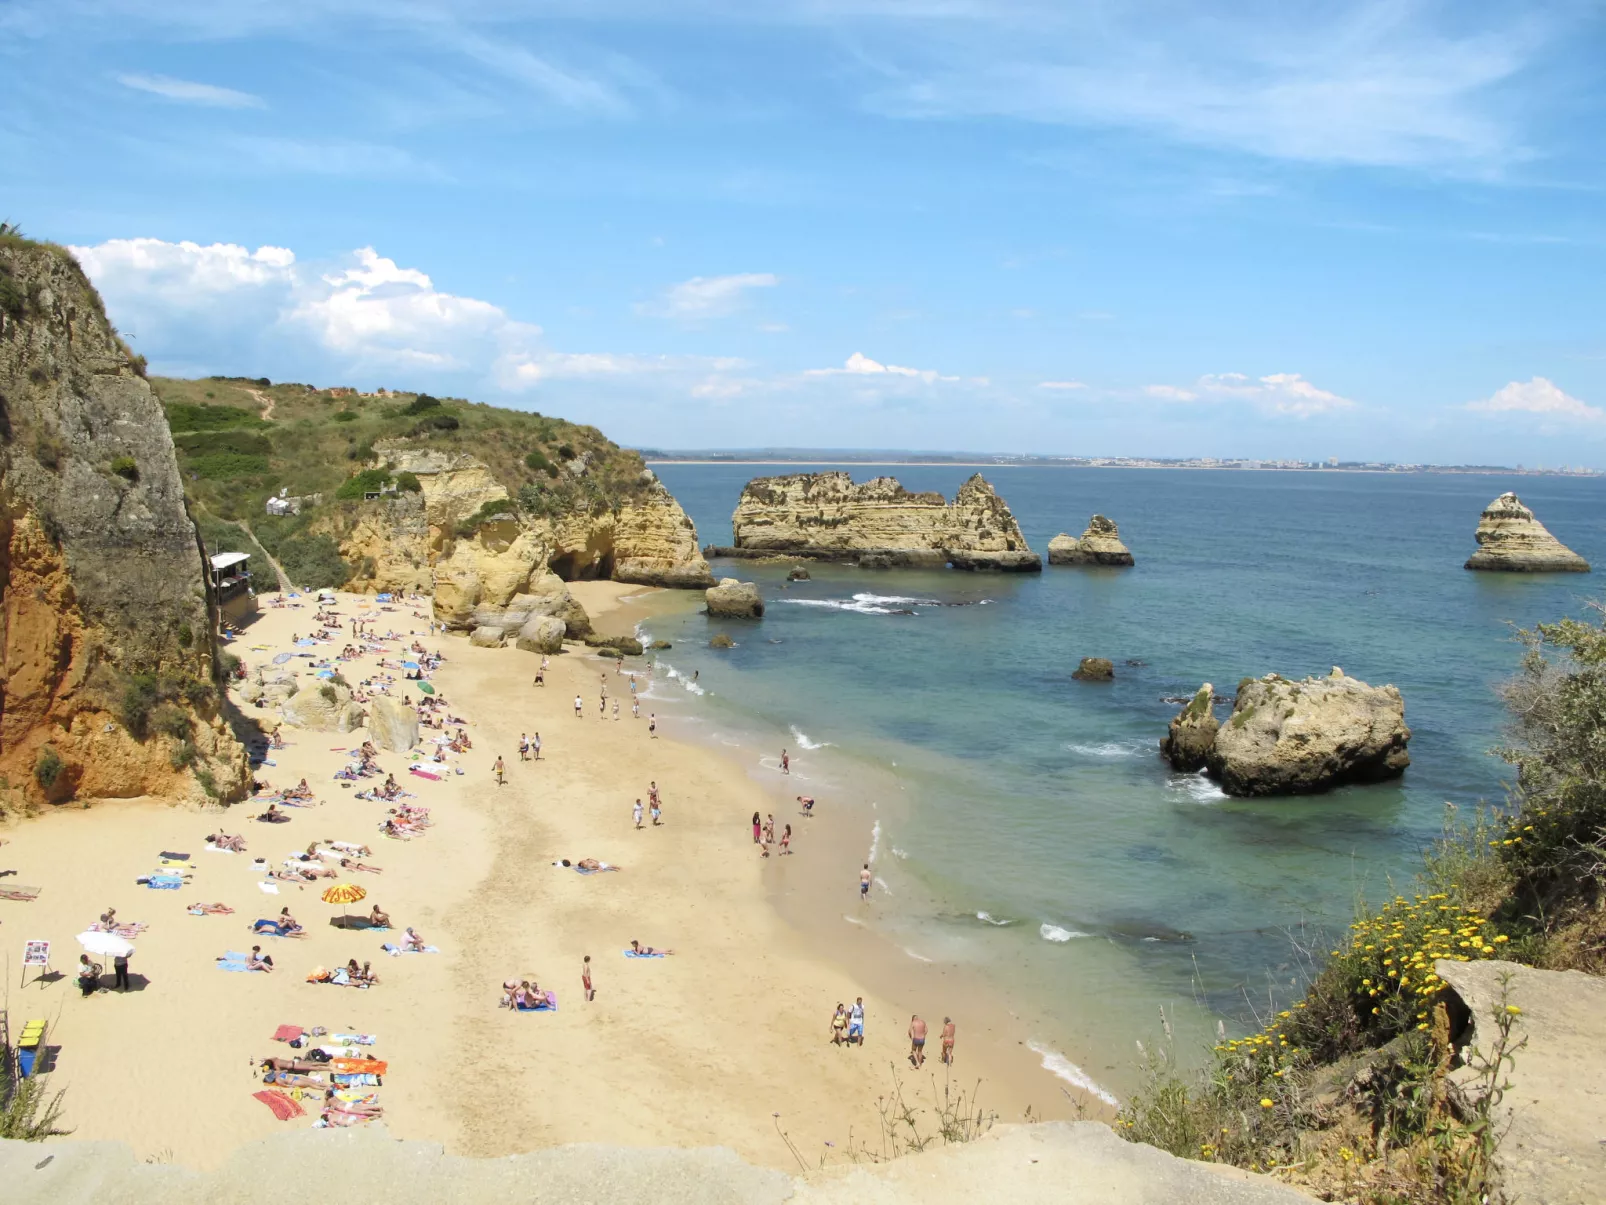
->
33 746 63 790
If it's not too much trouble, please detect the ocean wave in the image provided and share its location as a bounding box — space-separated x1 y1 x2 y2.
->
785 593 928 615
1167 772 1227 804
890 847 909 860
661 665 705 695
842 913 866 927
789 725 832 751
1067 740 1147 759
1027 1041 1119 1106
902 946 933 963
976 911 1013 927
1039 923 1090 943
867 819 881 865
873 876 891 896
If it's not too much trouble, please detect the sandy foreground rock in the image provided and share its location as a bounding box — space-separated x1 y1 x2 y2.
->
1048 515 1134 566
1464 492 1589 572
1204 668 1410 796
0 1122 1319 1204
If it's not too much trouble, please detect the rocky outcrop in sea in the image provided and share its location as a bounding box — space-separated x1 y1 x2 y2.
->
1161 669 1410 796
1048 515 1134 566
707 578 765 618
0 237 248 805
1464 492 1589 573
710 471 1040 572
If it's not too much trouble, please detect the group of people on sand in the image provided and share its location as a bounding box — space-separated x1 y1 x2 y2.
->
751 811 792 857
827 1003 956 1065
633 782 664 829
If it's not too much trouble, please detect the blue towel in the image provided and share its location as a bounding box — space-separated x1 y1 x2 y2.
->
623 950 665 958
381 943 439 955
221 950 249 961
217 962 258 972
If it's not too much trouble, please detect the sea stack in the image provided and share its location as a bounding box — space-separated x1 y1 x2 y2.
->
706 578 765 618
1159 684 1218 772
1048 515 1134 566
1464 492 1589 573
711 471 1041 572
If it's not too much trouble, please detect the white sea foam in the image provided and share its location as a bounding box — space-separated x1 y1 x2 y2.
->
1168 771 1227 804
976 911 1013 926
842 914 866 927
662 665 705 695
1039 923 1090 943
1068 741 1146 759
1027 1041 1120 1106
873 876 891 896
867 819 881 865
890 847 909 860
784 592 937 615
789 725 832 751
902 946 933 963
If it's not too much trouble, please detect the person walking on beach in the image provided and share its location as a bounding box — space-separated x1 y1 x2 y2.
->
650 798 662 826
631 698 640 719
531 732 542 761
908 1015 928 1067
781 749 790 775
763 814 775 845
860 864 872 902
600 694 607 718
633 799 644 829
518 734 530 762
574 694 583 718
752 812 762 844
940 1016 956 1065
582 954 594 1003
493 756 506 786
648 714 657 738
779 824 792 854
612 698 620 721
849 997 865 1046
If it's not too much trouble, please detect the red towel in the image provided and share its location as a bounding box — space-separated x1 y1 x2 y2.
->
252 1090 305 1120
271 1024 303 1043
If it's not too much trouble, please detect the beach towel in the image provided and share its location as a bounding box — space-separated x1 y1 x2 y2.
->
331 1033 376 1045
252 1089 305 1120
272 652 292 664
381 943 440 956
515 991 558 1012
218 961 260 973
272 1025 304 1043
205 843 238 854
408 767 442 781
571 864 617 875
623 950 666 958
332 1072 381 1087
159 851 191 861
143 876 183 890
331 1058 388 1075
257 881 281 894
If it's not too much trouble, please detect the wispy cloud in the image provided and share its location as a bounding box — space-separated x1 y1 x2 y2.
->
1037 380 1087 390
805 351 958 383
1146 372 1355 417
1468 377 1601 421
116 72 265 109
640 273 778 320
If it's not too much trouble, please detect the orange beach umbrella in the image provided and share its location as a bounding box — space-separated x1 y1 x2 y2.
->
321 882 367 927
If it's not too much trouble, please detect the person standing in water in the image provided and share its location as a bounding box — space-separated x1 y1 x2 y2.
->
780 749 790 774
860 863 872 901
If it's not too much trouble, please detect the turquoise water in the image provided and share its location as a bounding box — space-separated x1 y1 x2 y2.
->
642 465 1606 1090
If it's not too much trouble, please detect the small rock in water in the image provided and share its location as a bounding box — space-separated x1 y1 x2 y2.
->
709 634 735 649
1124 659 1146 667
1072 657 1114 682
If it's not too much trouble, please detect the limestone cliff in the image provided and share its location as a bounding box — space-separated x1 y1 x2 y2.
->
326 442 712 630
1464 491 1589 573
0 237 248 806
1048 515 1134 566
714 471 1040 572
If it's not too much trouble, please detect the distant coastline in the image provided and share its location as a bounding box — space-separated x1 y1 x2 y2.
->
644 454 1601 477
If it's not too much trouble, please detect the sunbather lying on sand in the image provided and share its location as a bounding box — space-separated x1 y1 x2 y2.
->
630 940 676 956
209 831 247 851
257 804 291 824
260 1057 323 1074
322 1089 384 1117
264 1070 326 1089
341 858 383 874
188 902 234 915
329 841 371 856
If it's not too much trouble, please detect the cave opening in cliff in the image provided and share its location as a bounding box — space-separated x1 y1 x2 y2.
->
549 550 616 581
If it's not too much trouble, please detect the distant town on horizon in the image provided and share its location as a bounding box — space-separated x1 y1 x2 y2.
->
640 450 1603 477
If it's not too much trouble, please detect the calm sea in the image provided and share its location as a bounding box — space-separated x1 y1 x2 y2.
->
641 464 1606 1093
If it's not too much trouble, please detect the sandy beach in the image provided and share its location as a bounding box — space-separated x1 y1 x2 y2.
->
0 583 1096 1170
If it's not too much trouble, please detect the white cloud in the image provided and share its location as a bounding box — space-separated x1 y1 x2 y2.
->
1468 377 1602 421
69 236 723 394
1144 372 1354 417
1037 380 1087 390
806 351 958 383
641 273 778 320
116 72 266 108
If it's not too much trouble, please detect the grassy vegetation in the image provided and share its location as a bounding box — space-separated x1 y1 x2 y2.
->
1119 602 1606 1203
152 376 656 587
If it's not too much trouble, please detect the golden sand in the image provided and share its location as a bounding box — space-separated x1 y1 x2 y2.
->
0 585 1092 1169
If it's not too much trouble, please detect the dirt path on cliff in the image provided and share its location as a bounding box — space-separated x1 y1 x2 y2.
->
246 387 275 421
234 519 291 591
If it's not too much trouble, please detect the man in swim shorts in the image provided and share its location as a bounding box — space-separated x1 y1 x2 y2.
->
860 864 871 901
908 1015 927 1067
849 997 865 1045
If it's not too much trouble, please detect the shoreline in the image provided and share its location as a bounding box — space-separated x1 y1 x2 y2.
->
646 460 1598 478
0 584 1092 1171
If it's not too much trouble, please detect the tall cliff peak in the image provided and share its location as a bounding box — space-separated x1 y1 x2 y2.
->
0 235 247 806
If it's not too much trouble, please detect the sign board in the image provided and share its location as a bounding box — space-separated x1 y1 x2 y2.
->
23 940 50 967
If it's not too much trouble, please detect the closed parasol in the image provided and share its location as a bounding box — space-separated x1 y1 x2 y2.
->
321 882 368 928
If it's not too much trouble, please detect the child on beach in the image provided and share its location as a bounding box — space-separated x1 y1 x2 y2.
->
650 799 662 826
781 749 790 774
649 714 657 738
633 799 644 829
574 695 583 718
531 732 542 761
582 954 594 1002
779 824 791 854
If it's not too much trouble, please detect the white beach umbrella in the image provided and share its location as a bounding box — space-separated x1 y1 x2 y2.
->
76 930 135 959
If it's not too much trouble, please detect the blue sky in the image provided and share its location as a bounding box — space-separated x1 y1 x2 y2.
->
5 1 1606 464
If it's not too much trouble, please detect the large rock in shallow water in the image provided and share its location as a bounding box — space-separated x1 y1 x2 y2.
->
1048 515 1135 566
1207 668 1410 796
1072 657 1114 681
1160 684 1219 772
367 696 419 752
1464 492 1589 573
706 578 764 618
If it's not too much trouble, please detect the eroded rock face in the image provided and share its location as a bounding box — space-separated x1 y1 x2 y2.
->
0 239 248 805
721 472 1041 572
469 626 506 648
1160 684 1219 772
1207 668 1410 796
329 447 713 627
1464 492 1589 573
366 696 419 753
281 678 363 732
1048 516 1134 567
514 615 566 655
707 578 764 618
1072 657 1114 681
